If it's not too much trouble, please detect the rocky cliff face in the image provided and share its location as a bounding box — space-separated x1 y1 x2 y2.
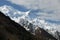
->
0 11 57 40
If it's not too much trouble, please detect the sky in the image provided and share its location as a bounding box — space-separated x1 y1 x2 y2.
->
0 0 60 24
6 0 60 23
0 0 60 33
0 0 29 11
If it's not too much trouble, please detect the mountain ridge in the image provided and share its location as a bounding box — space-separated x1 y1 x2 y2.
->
0 5 60 40
0 11 57 40
0 11 37 40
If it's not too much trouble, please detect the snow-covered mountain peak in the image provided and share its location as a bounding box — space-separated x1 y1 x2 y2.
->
0 5 31 22
0 5 10 14
0 5 60 39
0 5 57 31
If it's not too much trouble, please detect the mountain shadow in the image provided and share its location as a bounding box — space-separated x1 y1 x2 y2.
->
35 27 57 40
0 11 57 40
0 12 37 40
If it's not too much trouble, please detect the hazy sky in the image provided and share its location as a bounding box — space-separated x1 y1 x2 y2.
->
0 0 60 32
6 0 60 22
6 0 60 31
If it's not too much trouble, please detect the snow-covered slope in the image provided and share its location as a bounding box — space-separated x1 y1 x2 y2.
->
0 5 60 39
0 5 30 22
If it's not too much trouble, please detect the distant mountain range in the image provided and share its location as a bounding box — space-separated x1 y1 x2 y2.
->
0 11 57 40
0 5 60 40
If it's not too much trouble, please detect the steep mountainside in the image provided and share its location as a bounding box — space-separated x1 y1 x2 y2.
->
0 11 57 40
35 27 57 40
0 12 37 40
0 5 60 40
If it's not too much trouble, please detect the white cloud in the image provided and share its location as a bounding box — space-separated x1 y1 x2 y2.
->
7 0 60 10
7 0 40 10
7 0 60 21
37 12 60 21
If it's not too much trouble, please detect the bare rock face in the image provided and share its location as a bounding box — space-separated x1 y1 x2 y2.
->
0 11 57 40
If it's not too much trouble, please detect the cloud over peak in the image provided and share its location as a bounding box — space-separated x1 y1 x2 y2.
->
6 0 60 22
7 0 60 10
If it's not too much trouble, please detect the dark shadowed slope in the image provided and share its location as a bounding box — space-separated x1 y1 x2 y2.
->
0 11 57 40
0 12 37 40
35 27 57 40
